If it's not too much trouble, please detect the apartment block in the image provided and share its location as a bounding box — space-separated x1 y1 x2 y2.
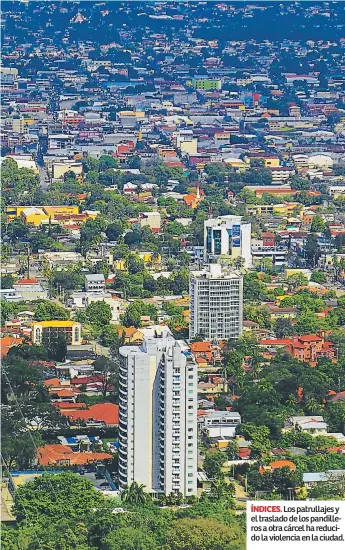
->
189 264 243 341
118 329 197 497
32 320 82 346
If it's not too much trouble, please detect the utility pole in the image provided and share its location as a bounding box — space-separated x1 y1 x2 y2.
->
27 245 30 279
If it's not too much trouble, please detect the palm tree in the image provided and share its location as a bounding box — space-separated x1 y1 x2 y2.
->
120 481 150 505
305 397 321 415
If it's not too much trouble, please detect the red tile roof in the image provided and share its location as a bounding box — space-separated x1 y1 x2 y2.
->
298 334 323 342
329 391 345 403
259 338 291 346
49 388 76 398
259 460 296 474
61 403 119 426
190 341 212 352
0 336 24 357
44 377 62 387
238 448 251 458
37 444 112 466
53 402 86 410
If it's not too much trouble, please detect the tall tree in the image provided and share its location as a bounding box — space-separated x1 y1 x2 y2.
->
34 301 70 321
85 301 112 328
93 357 119 400
13 472 104 524
304 234 321 266
275 318 295 338
120 482 150 505
1 409 42 470
164 518 245 550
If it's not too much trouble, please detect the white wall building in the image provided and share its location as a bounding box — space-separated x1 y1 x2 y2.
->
251 245 288 267
85 274 105 293
118 329 197 497
0 288 22 302
70 291 127 323
204 215 252 268
189 264 243 341
200 411 241 439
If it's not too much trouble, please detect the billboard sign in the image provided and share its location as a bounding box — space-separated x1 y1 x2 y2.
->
232 225 241 247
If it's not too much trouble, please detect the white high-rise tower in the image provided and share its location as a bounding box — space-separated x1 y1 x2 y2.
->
189 264 243 341
118 328 198 497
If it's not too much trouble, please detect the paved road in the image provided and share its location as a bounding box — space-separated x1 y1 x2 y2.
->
234 481 249 504
39 164 50 190
1 484 15 522
90 340 111 358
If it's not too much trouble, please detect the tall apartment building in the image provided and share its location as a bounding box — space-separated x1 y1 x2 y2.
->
118 328 197 497
189 264 243 341
204 215 252 268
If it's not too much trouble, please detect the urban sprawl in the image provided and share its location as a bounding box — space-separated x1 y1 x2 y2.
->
1 2 345 548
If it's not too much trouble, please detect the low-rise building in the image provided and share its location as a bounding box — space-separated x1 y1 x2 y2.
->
52 161 83 180
252 245 288 267
200 410 241 438
138 211 161 230
284 416 328 434
39 251 83 267
85 274 105 293
259 334 336 365
70 292 127 323
37 444 112 467
0 288 22 302
32 320 82 346
13 279 48 301
303 470 345 490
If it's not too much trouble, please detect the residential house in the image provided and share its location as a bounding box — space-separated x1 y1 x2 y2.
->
259 460 296 475
37 444 112 467
60 403 119 427
118 327 144 344
303 470 345 490
259 334 336 365
284 416 328 434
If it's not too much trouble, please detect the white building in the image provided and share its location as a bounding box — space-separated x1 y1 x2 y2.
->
0 288 22 302
118 329 197 497
251 245 288 267
204 215 252 268
201 411 241 439
70 291 127 323
12 281 48 301
329 185 345 198
284 416 328 434
85 274 105 293
189 264 243 341
308 154 333 169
